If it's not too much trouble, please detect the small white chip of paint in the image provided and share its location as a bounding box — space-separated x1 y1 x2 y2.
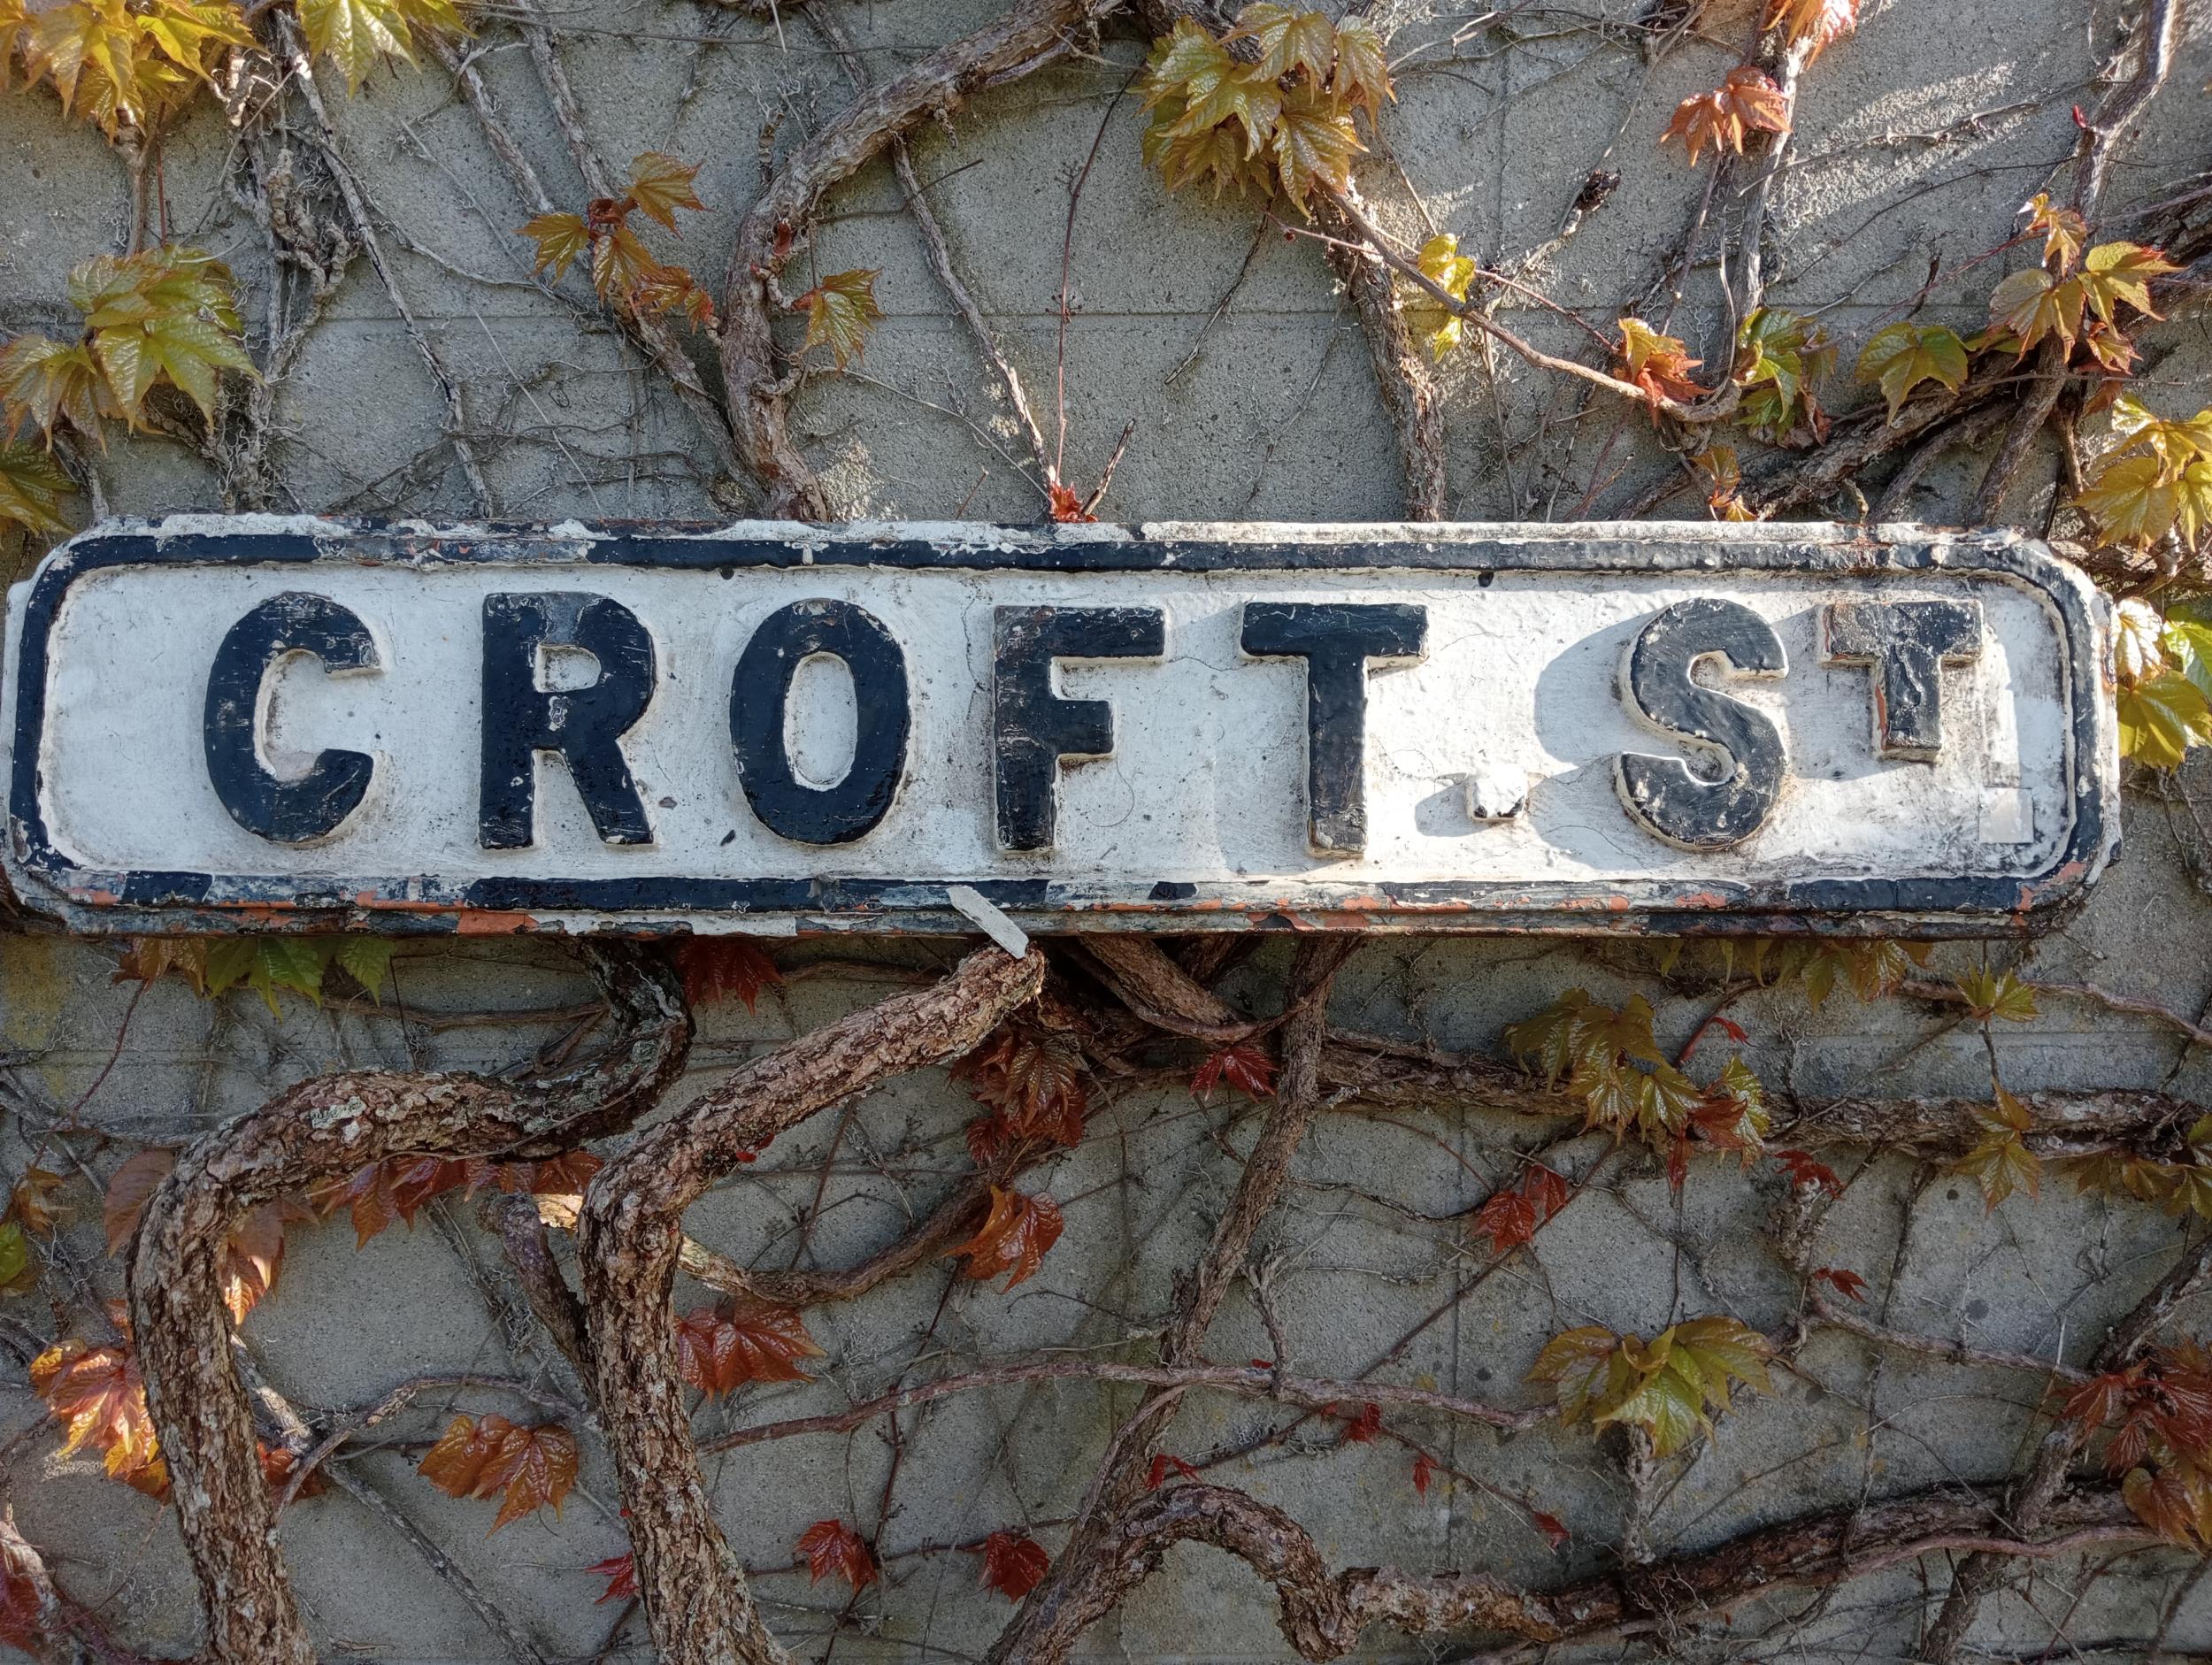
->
947 885 1031 957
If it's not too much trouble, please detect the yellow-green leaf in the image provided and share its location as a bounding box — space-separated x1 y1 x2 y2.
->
796 269 881 371
1955 967 2037 1024
0 443 73 535
1328 17 1389 125
1855 321 1966 421
1223 2 1333 83
2079 241 2177 325
2118 670 2212 769
1269 83 1361 212
520 212 591 282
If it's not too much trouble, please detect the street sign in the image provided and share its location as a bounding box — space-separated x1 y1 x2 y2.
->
3 518 2117 938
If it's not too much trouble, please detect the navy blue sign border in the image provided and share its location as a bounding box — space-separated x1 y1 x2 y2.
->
3 518 2118 938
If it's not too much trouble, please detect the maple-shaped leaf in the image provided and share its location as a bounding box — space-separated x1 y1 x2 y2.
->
111 937 209 994
1410 1450 1436 1495
2124 1462 2212 1549
1223 3 1333 83
1153 115 1271 200
1046 480 1096 523
1763 0 1858 59
1793 940 1930 1009
417 1414 578 1533
1732 307 1833 448
33 1333 157 1479
1855 321 1967 421
471 1149 602 1202
1472 1163 1569 1255
103 1149 301 1321
298 0 463 91
624 152 706 233
672 1300 822 1396
965 1112 1015 1167
1329 16 1389 126
1167 58 1280 154
24 0 245 136
1506 988 1700 1146
1690 1058 1770 1162
310 1154 467 1247
1810 1266 1869 1302
1192 1042 1275 1102
2079 241 2177 325
3 1170 64 1239
949 1186 1064 1289
588 1549 637 1604
1954 1086 2041 1209
1525 1325 1624 1424
0 443 73 535
2023 192 2088 273
795 269 881 371
71 245 253 425
1340 1401 1381 1443
0 335 111 445
2078 452 2181 549
2120 670 2212 767
1772 1148 1839 1193
1141 19 1233 115
956 1024 1087 1147
1587 1316 1771 1458
102 1147 176 1255
203 938 329 1015
1986 267 2085 358
520 212 592 283
671 938 781 1010
973 1530 1049 1601
330 939 393 1000
1269 82 1361 213
1954 967 2038 1023
1614 317 1702 409
1660 65 1789 165
796 1519 877 1590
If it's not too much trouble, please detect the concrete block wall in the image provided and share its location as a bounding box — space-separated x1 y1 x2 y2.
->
5 0 2212 1659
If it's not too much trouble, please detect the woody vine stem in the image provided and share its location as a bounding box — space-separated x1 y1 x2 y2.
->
8 0 2212 1661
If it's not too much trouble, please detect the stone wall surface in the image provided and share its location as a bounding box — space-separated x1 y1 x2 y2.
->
6 0 2212 1660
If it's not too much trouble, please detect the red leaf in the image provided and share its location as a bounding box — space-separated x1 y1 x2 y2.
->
1471 1187 1537 1256
1811 1266 1870 1302
588 1551 638 1604
955 1025 1088 1147
1340 1402 1381 1444
1146 1453 1198 1490
1047 481 1096 524
32 1334 158 1483
1714 1017 1748 1043
965 1113 1014 1167
0 1524 45 1651
796 1519 877 1591
672 1301 824 1396
1773 1149 1839 1193
1411 1451 1436 1495
671 938 782 1010
1191 1043 1276 1102
310 1155 468 1247
949 1187 1064 1289
1665 1137 1691 1194
973 1530 1050 1600
1531 1508 1570 1550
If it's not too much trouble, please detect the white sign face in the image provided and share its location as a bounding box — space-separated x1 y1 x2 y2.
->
3 518 2116 937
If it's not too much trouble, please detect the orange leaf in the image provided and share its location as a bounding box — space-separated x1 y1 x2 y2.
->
1764 0 1858 58
1660 65 1790 165
795 1518 877 1590
672 1301 823 1396
1047 481 1095 524
33 1335 157 1480
974 1530 1050 1600
417 1414 577 1532
949 1186 1064 1289
1615 317 1704 410
103 1147 175 1255
311 1155 468 1247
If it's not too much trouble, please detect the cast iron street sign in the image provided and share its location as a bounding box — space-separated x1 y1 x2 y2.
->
2 518 2117 937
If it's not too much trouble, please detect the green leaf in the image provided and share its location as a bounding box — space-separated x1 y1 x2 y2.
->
333 938 393 1001
1223 2 1334 82
0 443 73 535
205 939 333 1015
2118 670 2212 768
1955 967 2038 1023
1855 321 1967 421
297 0 461 89
0 1221 29 1289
